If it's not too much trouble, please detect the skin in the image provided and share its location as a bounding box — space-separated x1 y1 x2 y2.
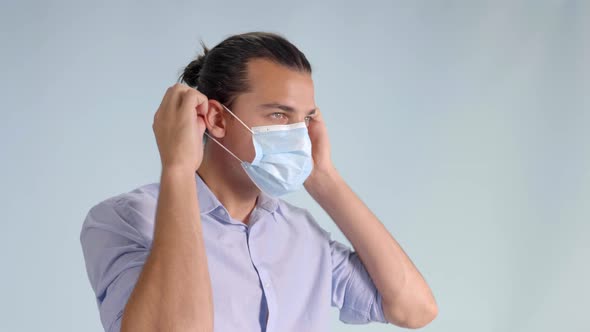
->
121 57 438 331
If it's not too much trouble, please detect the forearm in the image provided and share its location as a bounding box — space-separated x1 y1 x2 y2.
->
121 167 214 332
305 168 437 328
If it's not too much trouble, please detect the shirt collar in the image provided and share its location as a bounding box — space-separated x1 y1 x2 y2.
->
194 172 279 216
195 172 221 214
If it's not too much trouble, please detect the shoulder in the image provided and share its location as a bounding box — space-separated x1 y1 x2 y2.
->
81 182 161 244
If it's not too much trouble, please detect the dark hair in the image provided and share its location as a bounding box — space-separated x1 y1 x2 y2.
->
178 31 312 108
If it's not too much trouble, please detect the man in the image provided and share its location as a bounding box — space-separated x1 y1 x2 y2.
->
80 31 438 332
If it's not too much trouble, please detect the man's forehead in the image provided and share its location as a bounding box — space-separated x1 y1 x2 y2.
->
244 59 315 107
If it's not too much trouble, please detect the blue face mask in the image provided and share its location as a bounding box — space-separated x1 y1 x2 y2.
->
204 104 313 197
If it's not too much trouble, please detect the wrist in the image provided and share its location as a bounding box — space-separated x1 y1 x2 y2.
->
304 166 340 195
161 164 197 178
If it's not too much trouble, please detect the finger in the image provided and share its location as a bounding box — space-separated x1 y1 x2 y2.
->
314 107 323 121
196 114 207 135
180 88 209 121
154 85 176 122
162 83 189 117
309 107 323 126
193 91 209 117
159 85 174 110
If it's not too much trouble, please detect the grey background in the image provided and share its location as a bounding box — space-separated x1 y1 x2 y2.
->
1 0 588 331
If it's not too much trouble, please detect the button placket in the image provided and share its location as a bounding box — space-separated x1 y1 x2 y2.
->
246 227 275 330
261 271 277 332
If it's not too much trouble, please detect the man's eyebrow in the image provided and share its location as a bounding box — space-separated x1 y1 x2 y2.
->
259 102 317 115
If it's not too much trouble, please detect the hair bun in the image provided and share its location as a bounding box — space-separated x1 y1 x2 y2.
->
180 41 210 87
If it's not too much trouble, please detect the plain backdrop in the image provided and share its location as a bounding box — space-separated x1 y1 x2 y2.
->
1 1 588 331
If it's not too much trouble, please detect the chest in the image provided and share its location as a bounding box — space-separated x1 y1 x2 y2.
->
201 214 332 331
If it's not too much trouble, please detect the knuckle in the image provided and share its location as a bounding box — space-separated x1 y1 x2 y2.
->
184 88 198 98
183 89 200 103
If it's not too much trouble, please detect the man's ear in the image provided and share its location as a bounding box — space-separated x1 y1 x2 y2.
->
205 100 227 139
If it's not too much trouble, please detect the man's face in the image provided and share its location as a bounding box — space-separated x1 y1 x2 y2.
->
222 58 317 164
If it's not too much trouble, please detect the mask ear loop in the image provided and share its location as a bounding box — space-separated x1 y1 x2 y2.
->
204 131 265 195
221 104 254 134
204 132 244 163
201 103 255 163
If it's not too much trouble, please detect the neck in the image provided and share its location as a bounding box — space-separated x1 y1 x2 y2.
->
197 154 259 224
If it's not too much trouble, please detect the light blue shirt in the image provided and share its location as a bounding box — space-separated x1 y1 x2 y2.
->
80 172 389 332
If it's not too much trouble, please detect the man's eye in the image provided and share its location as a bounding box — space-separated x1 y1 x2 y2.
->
270 112 287 119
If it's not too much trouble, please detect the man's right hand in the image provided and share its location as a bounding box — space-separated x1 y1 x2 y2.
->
152 83 209 172
120 84 214 332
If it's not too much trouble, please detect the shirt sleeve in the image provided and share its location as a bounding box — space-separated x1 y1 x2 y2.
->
330 235 390 324
79 197 151 332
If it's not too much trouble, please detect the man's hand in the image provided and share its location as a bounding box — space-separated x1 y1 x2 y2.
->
152 83 209 172
304 107 336 190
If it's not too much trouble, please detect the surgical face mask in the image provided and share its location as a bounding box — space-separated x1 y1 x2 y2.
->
204 104 313 197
